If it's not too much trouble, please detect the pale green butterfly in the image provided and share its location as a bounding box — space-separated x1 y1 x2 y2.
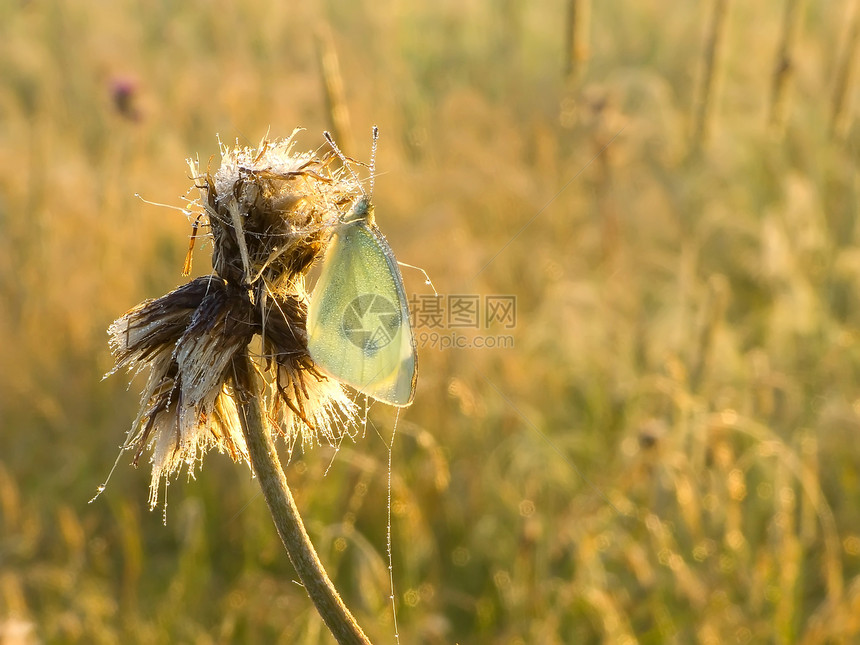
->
306 128 417 407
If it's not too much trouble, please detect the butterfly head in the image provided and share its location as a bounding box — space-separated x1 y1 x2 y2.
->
342 194 375 227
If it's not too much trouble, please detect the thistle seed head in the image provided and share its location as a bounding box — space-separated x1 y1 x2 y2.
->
107 130 361 507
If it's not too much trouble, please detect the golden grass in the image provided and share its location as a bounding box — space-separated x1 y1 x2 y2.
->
0 0 858 642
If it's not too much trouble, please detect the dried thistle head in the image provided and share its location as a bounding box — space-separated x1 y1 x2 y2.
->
107 130 361 507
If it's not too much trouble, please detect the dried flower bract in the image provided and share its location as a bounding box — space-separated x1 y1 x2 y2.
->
107 130 361 507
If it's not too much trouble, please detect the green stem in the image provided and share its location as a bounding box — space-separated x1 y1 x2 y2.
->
232 351 372 645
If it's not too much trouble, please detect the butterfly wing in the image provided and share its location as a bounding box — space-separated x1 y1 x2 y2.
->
307 221 417 406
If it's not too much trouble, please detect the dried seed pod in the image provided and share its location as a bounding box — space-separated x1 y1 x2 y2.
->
106 131 361 507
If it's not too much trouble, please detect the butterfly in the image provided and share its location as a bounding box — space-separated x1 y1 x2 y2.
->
306 128 417 407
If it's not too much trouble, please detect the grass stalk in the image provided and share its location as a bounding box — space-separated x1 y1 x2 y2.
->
830 0 859 139
564 0 592 81
316 25 355 156
692 0 731 149
231 351 372 645
769 0 804 134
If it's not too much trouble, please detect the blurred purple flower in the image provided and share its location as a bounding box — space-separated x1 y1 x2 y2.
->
110 76 140 121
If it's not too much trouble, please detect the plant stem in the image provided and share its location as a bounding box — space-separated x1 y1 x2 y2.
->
691 0 730 149
564 0 591 81
769 0 803 135
232 351 372 645
831 0 859 139
315 25 354 156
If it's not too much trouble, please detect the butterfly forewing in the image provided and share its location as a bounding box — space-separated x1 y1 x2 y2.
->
307 220 417 406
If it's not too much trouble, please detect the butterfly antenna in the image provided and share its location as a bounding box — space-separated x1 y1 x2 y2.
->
324 127 379 199
323 130 365 196
369 125 379 198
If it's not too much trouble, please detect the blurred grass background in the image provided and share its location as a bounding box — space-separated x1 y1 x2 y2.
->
1 0 859 642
